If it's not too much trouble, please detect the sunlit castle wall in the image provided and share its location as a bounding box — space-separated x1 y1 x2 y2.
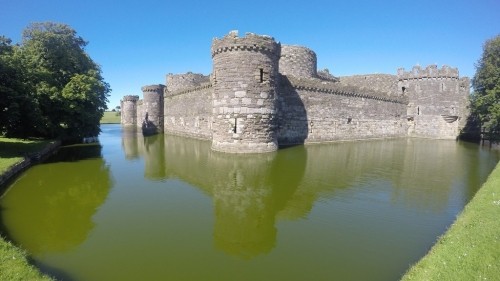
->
141 84 165 134
279 45 317 78
120 95 140 127
211 31 281 153
163 72 213 139
398 65 469 139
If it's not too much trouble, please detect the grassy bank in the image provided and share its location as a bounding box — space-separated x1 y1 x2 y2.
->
0 237 52 280
1 137 55 280
0 137 55 174
402 161 500 281
100 111 121 124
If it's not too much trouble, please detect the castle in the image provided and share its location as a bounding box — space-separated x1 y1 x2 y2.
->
121 30 470 153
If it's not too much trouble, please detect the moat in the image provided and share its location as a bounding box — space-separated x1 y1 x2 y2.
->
1 124 499 281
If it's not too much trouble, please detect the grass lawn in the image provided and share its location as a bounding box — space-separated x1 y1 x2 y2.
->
100 111 121 124
0 137 55 174
0 237 53 281
402 161 500 281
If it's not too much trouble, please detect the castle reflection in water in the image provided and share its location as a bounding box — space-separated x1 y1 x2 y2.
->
121 128 489 259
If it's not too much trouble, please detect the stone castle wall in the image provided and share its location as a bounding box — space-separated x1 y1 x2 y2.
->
279 45 317 79
166 72 210 93
398 65 469 139
339 74 399 97
121 31 470 153
121 95 139 126
210 31 281 153
163 83 213 139
277 76 407 144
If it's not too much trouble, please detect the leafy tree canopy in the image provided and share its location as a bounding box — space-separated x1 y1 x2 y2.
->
0 22 109 140
472 35 500 135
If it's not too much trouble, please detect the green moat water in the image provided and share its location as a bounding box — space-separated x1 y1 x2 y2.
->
1 124 499 281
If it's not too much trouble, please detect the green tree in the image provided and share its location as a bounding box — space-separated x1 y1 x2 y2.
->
0 36 41 137
472 35 500 136
3 22 110 140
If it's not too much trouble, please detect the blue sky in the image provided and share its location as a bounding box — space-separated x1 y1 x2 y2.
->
1 0 499 108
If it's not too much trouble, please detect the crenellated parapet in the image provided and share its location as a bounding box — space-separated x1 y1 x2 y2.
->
122 95 140 102
397 64 459 81
211 30 281 59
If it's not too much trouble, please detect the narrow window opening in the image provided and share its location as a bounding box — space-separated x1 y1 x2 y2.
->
417 106 420 115
233 118 237 133
259 68 264 83
402 86 406 95
347 117 352 124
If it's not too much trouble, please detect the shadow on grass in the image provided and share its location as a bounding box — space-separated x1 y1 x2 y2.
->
0 139 53 159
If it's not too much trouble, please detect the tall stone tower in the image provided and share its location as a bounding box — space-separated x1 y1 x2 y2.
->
210 31 281 153
279 45 317 78
141 84 165 135
398 65 469 139
121 95 140 127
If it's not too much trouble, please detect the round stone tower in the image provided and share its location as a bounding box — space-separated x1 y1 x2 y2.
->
211 31 281 153
121 95 140 127
141 84 165 134
279 45 317 78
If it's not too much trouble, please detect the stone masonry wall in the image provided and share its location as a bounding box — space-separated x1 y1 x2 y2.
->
339 74 399 97
121 95 139 126
163 83 213 140
279 45 317 79
398 65 468 139
122 31 470 153
211 31 281 153
142 85 165 134
166 72 210 93
278 77 407 144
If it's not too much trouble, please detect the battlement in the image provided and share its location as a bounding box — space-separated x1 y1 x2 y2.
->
211 30 281 58
122 95 140 102
141 84 165 93
397 64 459 81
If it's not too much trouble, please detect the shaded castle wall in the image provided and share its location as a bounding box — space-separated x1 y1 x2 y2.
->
163 84 213 140
339 74 399 97
166 72 210 93
398 65 469 139
211 31 281 153
277 77 408 145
